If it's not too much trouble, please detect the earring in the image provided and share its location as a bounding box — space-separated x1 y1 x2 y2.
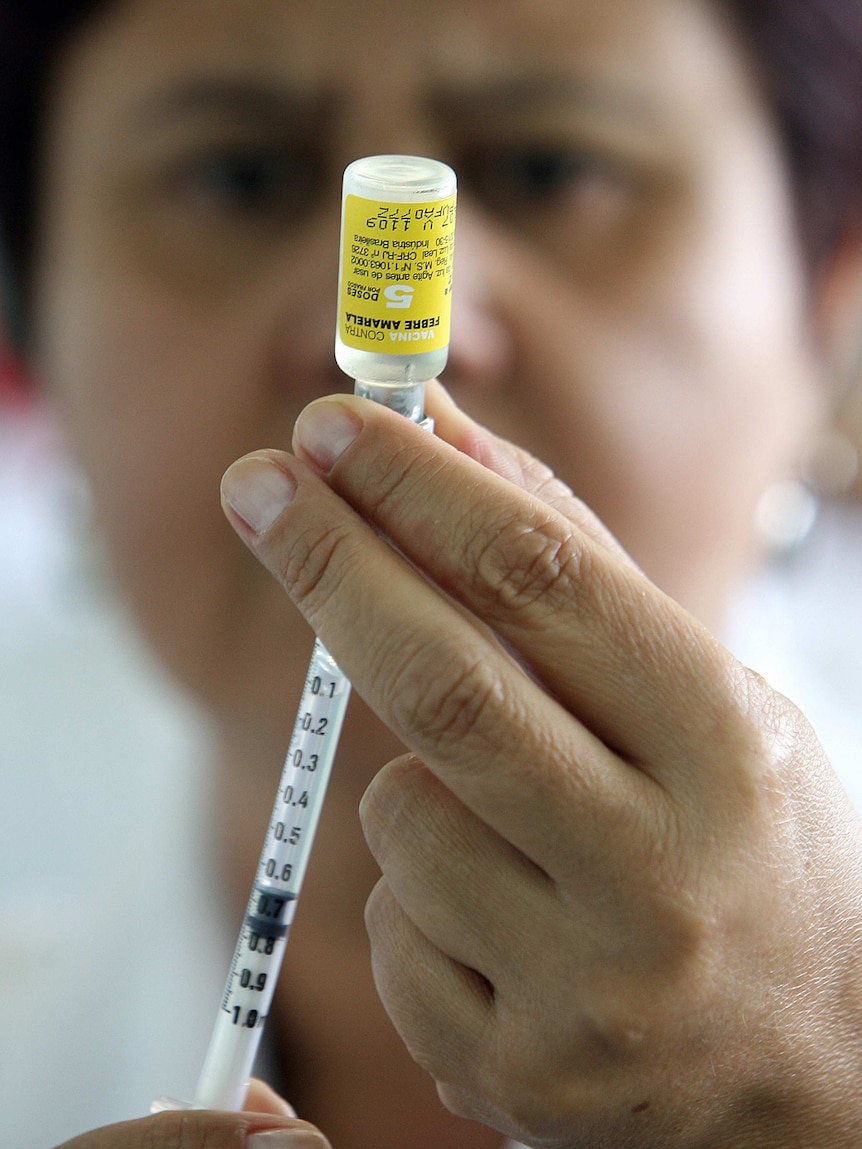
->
755 427 859 555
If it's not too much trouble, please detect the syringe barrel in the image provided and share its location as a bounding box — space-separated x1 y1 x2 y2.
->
193 641 351 1111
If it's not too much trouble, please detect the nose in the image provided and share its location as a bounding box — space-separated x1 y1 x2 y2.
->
444 202 515 394
269 195 351 396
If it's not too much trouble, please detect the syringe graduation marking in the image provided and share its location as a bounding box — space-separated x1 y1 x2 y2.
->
214 643 349 998
245 888 295 940
199 637 352 1089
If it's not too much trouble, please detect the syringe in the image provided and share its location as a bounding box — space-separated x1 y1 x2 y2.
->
154 155 457 1114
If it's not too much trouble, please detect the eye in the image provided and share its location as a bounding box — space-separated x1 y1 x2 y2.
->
461 144 625 212
169 146 321 218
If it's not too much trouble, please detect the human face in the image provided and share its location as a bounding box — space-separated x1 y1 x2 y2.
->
32 0 823 733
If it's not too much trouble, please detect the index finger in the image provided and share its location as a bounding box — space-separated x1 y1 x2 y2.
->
286 394 745 794
220 446 655 881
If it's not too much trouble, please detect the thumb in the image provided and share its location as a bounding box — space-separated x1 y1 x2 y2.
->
56 1110 330 1149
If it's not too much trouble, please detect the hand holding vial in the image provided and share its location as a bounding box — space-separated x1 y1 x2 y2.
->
221 384 862 1149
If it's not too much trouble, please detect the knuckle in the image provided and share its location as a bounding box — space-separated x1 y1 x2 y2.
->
360 756 422 853
488 1005 656 1142
145 1111 211 1149
435 1080 479 1121
705 662 812 815
472 511 587 615
488 1056 581 1144
358 770 388 855
173 1113 210 1149
436 1080 509 1130
508 446 561 499
360 766 418 870
356 438 426 519
274 518 358 615
386 639 504 753
734 663 812 755
364 876 395 938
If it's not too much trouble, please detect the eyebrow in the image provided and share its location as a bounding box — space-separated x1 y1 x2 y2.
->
128 71 655 144
128 78 329 137
430 73 657 124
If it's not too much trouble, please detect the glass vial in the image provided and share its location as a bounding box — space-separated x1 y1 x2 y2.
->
335 155 457 388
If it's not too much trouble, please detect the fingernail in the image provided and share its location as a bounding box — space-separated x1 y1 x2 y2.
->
222 456 297 535
247 1130 330 1148
294 400 362 471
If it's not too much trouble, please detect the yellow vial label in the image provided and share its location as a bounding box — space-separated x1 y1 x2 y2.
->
339 193 456 355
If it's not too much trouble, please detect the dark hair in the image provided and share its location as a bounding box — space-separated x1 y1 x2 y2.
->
0 2 107 344
724 0 862 272
1 0 862 349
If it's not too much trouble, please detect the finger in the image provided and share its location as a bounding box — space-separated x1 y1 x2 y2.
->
423 380 633 563
362 755 721 1028
221 450 654 881
56 1110 330 1149
364 874 565 1141
288 394 742 787
360 754 556 982
244 1078 296 1116
364 876 494 1089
